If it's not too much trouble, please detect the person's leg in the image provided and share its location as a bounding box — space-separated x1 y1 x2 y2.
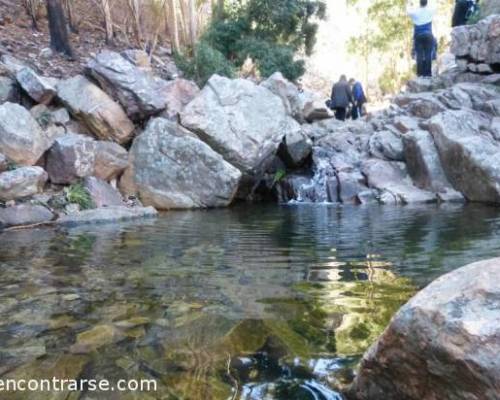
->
423 34 434 77
415 35 424 77
340 108 346 121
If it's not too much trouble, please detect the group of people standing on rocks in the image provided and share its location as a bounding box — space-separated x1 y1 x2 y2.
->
328 0 481 122
328 76 367 121
407 0 480 78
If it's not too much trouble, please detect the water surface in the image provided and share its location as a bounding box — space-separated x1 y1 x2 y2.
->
0 204 499 399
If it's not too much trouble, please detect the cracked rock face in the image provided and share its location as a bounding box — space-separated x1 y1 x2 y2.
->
348 257 500 400
180 75 291 177
120 118 241 210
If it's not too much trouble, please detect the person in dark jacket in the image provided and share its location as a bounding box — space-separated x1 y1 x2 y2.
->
349 78 367 120
330 75 353 121
452 0 480 26
407 0 435 77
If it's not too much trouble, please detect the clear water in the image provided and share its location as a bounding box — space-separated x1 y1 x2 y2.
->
0 203 499 399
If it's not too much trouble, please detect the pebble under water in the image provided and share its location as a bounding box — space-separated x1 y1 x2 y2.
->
1 203 500 399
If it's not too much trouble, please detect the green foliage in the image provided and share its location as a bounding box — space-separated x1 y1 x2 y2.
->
65 182 94 210
273 168 287 185
174 42 235 87
178 0 326 84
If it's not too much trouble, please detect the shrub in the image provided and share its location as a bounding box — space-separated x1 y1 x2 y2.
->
65 183 94 210
174 41 235 87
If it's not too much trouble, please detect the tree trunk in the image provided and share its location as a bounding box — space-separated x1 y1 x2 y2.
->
64 0 78 33
188 0 197 47
166 0 180 52
102 0 114 44
127 0 142 45
46 0 74 57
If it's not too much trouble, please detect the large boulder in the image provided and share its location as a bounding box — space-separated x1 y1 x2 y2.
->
120 118 242 209
93 141 128 181
278 123 313 168
428 109 500 203
86 50 169 121
362 159 437 204
0 205 53 229
403 130 464 203
0 102 50 166
0 167 47 201
261 72 303 121
181 75 291 176
16 67 57 105
0 76 19 104
46 134 97 184
368 130 405 161
0 153 6 172
348 257 500 400
160 78 200 120
83 177 123 208
451 15 500 70
57 75 135 144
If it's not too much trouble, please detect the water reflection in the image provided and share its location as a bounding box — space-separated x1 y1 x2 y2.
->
0 204 499 399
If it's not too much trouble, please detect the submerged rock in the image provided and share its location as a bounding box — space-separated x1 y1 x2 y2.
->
349 257 500 400
70 324 124 354
0 167 47 201
57 75 135 144
121 118 241 209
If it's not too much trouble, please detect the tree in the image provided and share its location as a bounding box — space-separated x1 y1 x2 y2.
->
200 0 327 81
46 0 74 57
23 0 44 30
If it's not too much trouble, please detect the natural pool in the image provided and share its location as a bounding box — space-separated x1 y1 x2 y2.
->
1 203 500 399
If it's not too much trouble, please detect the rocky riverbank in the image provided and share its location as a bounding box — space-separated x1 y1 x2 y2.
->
0 16 499 229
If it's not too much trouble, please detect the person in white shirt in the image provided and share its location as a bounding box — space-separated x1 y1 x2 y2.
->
407 0 436 77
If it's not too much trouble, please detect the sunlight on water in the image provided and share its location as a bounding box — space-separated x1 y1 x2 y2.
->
0 203 499 399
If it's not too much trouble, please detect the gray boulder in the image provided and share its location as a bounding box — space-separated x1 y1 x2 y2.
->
0 76 19 104
0 153 6 172
56 206 157 227
46 134 97 184
349 257 500 400
394 92 446 119
337 171 369 204
57 75 135 144
0 166 47 201
0 205 53 229
428 109 500 203
403 130 464 203
120 118 242 209
86 50 169 121
93 141 128 182
368 130 405 161
16 67 58 105
392 115 421 133
261 72 303 121
181 75 290 176
83 176 123 208
279 123 313 168
160 78 200 120
362 159 437 204
0 102 50 166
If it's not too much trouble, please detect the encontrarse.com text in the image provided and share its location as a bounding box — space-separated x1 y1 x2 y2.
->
0 378 157 393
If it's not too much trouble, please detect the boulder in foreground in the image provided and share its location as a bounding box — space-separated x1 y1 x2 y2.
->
348 257 500 400
0 167 47 201
0 205 54 229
